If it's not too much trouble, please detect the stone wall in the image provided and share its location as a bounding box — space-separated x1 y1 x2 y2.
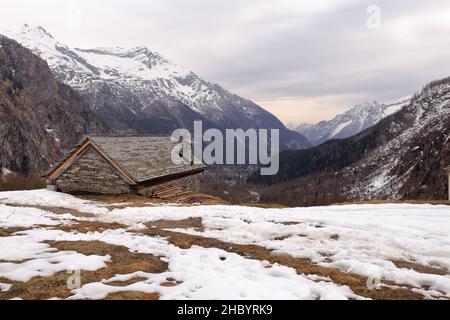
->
55 146 130 194
137 172 202 197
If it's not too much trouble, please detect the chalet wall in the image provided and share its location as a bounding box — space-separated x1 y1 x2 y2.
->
137 173 201 197
55 146 130 194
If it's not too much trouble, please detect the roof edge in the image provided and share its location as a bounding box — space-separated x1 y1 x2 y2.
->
136 166 207 184
47 137 137 185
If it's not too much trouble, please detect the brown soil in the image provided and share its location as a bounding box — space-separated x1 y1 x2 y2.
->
176 193 228 205
147 217 204 232
160 282 177 287
103 291 159 300
0 227 28 237
59 221 127 233
0 218 442 300
0 240 168 300
106 277 149 287
392 260 449 276
141 227 425 300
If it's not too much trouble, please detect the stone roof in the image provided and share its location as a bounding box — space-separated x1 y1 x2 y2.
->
46 135 206 183
89 135 205 182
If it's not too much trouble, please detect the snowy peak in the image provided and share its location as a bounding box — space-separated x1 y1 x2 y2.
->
20 23 54 39
292 97 411 146
2 24 310 149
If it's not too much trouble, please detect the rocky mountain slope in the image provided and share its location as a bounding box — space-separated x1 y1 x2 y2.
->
0 35 106 176
290 98 410 146
250 77 450 205
4 24 309 150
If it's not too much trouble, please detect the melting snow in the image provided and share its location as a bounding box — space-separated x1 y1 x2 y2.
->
1 190 449 299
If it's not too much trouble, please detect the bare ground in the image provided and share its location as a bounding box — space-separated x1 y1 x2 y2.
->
1 214 447 300
141 220 426 300
0 239 168 300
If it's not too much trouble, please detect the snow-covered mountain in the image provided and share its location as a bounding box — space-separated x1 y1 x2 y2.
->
3 24 309 149
250 77 450 204
291 97 411 146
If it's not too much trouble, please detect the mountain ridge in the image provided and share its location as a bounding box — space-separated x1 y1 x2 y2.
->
289 97 411 146
4 24 310 150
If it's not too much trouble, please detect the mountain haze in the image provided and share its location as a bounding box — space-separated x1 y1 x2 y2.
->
290 98 410 146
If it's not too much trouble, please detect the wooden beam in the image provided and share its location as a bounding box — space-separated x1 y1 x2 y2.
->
47 139 91 182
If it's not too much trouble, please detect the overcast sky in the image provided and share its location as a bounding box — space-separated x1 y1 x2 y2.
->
1 0 450 124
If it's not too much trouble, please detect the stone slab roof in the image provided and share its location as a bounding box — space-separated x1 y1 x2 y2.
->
89 135 205 182
46 135 206 183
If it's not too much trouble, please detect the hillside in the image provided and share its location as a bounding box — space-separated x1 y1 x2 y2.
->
0 36 106 176
250 77 450 204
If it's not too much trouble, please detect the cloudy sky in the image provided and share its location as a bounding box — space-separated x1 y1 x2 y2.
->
1 0 450 124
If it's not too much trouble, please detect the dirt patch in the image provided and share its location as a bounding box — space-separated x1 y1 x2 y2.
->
146 217 204 232
0 240 168 300
0 227 28 237
0 273 71 300
160 282 177 287
106 277 149 287
392 260 448 276
141 227 425 300
81 192 228 208
176 193 228 205
103 291 159 300
59 221 127 233
1 203 95 218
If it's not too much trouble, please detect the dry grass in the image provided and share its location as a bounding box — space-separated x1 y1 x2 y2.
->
141 226 425 300
0 240 168 300
59 221 127 233
0 176 45 192
147 217 204 232
0 227 28 237
175 193 228 205
105 277 149 287
392 260 449 276
103 291 159 300
0 218 441 300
